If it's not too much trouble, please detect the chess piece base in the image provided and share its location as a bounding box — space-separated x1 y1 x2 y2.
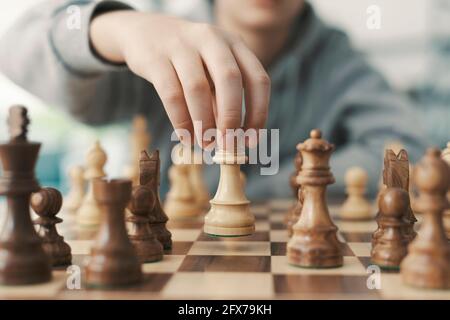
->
204 224 255 237
131 239 164 263
287 227 343 268
150 224 172 250
203 202 255 237
401 256 450 289
43 241 72 267
0 243 52 285
371 245 407 270
85 253 142 288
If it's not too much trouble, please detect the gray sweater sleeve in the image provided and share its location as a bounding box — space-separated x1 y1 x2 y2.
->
0 0 157 125
246 29 428 199
321 31 428 195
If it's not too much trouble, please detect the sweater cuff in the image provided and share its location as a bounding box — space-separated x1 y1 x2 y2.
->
49 1 133 76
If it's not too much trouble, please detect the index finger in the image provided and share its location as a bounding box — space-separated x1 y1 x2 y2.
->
230 41 271 138
200 39 244 135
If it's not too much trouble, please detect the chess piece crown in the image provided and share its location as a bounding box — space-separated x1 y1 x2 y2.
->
296 129 335 186
0 105 41 193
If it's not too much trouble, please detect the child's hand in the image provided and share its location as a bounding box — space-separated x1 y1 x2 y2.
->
90 10 270 147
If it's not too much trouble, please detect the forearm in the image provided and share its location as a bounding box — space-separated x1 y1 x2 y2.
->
89 10 135 64
0 0 147 124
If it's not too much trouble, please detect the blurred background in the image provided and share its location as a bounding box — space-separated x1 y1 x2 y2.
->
0 0 449 190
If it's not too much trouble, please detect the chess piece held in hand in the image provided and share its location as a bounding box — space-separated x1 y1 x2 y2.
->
400 148 450 289
287 129 343 268
85 178 142 288
0 105 52 285
204 138 255 237
127 184 164 263
371 187 408 269
32 187 72 267
339 167 373 221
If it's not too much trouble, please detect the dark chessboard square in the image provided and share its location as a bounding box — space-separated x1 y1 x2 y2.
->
165 241 193 255
197 231 270 242
340 232 373 242
271 242 287 256
270 221 285 230
341 243 355 256
273 274 378 295
130 273 173 292
179 255 271 273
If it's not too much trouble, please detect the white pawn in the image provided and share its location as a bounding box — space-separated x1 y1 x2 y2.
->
164 144 201 219
189 150 210 211
64 165 85 212
76 141 107 228
339 167 373 220
204 145 254 237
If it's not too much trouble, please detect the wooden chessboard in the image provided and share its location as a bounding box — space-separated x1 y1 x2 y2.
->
0 199 449 300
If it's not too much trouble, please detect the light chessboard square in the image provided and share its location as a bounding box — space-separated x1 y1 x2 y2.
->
162 272 274 299
188 241 271 256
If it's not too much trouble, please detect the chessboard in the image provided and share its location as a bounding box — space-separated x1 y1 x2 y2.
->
0 199 449 300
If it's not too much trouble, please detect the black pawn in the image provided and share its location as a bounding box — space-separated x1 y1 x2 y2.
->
32 187 72 267
371 187 409 269
127 185 163 262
